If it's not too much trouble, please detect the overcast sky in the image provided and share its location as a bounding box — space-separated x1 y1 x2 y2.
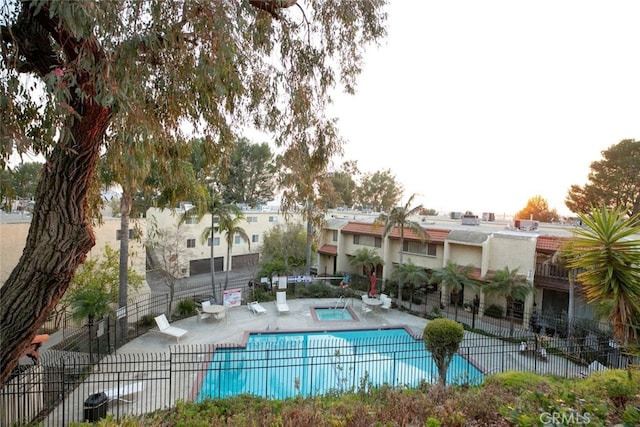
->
328 0 640 217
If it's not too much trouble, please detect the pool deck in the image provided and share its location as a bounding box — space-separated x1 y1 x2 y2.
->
114 297 573 377
117 297 431 353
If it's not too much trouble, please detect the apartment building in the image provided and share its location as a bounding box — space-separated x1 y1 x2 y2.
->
318 213 592 327
1 206 593 329
146 206 303 278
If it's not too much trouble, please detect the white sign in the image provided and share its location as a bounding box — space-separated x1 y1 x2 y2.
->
223 288 242 307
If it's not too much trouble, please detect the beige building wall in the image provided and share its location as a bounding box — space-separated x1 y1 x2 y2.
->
146 207 302 277
0 221 30 285
0 216 149 296
446 243 483 267
486 232 537 274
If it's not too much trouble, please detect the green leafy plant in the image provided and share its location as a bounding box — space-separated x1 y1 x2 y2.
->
423 318 465 386
174 299 196 319
484 304 504 319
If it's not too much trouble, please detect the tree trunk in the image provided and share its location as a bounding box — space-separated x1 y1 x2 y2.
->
210 216 216 301
305 199 313 276
398 227 405 308
118 191 132 345
224 246 231 293
0 104 111 386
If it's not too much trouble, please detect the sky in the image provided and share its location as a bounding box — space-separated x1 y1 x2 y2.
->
326 1 640 218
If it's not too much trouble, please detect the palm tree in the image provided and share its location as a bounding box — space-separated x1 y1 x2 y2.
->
560 207 640 344
349 248 384 277
430 261 478 321
484 266 534 336
218 213 250 294
70 284 112 362
391 259 429 312
376 193 426 306
181 188 242 300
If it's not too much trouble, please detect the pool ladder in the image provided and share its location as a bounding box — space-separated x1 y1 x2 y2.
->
334 295 353 310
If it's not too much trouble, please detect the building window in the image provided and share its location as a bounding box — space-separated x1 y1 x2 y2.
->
234 235 244 244
184 217 199 224
332 230 338 241
269 216 278 223
187 238 196 248
354 235 380 248
252 234 259 243
402 241 438 257
427 243 437 256
207 237 220 247
247 216 258 223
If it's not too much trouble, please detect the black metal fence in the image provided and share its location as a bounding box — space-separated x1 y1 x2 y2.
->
3 332 634 427
3 275 636 427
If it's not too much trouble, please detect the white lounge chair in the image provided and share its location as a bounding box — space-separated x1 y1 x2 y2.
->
154 314 188 342
248 301 267 315
104 381 144 403
276 291 290 314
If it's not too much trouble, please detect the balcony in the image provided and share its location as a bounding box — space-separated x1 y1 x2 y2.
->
534 262 570 291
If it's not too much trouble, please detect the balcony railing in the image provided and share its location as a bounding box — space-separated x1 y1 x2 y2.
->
535 262 569 280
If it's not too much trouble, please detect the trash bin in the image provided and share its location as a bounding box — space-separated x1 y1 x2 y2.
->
84 392 108 422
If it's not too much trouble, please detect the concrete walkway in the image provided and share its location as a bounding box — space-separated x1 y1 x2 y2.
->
117 297 430 353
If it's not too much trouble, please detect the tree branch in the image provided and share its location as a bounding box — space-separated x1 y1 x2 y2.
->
249 0 298 20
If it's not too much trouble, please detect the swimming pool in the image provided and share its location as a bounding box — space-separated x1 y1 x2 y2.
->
197 328 483 400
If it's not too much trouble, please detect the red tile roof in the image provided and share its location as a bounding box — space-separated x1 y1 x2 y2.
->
342 222 383 237
536 235 570 253
318 244 338 256
341 221 569 252
341 222 450 243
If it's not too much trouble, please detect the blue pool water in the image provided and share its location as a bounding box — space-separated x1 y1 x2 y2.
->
314 307 356 321
197 328 483 400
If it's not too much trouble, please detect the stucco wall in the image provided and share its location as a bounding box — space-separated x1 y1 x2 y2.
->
1 216 148 295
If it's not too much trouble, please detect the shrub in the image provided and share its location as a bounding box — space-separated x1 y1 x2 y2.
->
296 282 333 298
484 304 504 319
423 318 465 386
139 314 155 327
174 299 196 319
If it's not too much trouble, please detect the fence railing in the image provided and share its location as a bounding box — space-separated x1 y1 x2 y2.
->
3 333 633 427
4 276 633 427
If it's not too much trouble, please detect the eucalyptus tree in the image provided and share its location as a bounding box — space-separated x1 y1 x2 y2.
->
280 133 342 276
100 123 205 343
560 207 640 344
484 267 534 336
0 0 388 384
218 213 250 294
357 169 403 212
219 138 277 207
391 259 429 312
430 261 478 322
376 193 426 306
330 160 360 209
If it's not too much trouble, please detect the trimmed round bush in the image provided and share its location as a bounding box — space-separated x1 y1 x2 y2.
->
423 318 465 386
